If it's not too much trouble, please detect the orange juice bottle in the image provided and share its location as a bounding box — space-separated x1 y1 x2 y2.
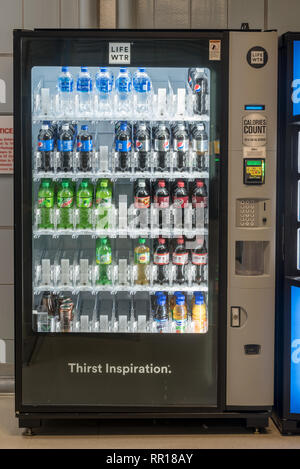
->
192 293 208 333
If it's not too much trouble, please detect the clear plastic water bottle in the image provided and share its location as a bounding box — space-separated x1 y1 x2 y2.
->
115 68 132 114
58 66 74 116
95 67 113 114
76 67 93 115
133 67 152 114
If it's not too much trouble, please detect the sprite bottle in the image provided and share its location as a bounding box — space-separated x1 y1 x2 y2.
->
96 237 112 285
37 179 54 229
95 179 112 229
57 179 74 229
76 179 93 229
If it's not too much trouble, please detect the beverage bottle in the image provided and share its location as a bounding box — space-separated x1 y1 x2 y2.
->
134 179 150 228
154 124 170 171
173 123 189 171
169 291 181 318
192 293 208 333
154 294 169 333
192 238 208 283
76 179 93 229
192 180 208 226
154 237 169 285
95 179 112 229
96 237 112 285
37 123 54 172
187 68 196 90
132 67 152 114
115 68 132 114
37 179 54 229
77 67 93 114
172 237 188 284
77 125 93 172
134 123 151 171
173 180 189 209
57 179 74 229
58 66 74 116
134 238 150 285
95 67 113 112
116 121 132 172
173 294 187 333
57 123 74 172
154 180 169 229
192 70 209 115
191 123 208 170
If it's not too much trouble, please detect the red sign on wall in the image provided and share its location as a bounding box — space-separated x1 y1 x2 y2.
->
0 116 13 174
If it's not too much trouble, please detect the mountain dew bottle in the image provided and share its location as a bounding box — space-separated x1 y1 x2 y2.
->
37 179 54 229
96 237 112 284
76 179 93 229
57 179 74 229
95 179 112 229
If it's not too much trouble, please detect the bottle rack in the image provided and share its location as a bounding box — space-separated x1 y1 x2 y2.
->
33 290 208 334
33 260 208 295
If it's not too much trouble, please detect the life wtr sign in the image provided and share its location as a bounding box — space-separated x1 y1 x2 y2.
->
109 43 131 64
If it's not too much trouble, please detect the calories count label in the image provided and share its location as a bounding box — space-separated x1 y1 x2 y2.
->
58 140 73 152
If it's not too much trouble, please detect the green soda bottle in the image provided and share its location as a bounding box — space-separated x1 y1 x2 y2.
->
76 179 93 229
37 179 54 229
95 179 112 229
96 237 112 285
57 179 74 229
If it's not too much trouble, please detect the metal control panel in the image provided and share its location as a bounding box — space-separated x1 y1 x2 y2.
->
227 31 277 408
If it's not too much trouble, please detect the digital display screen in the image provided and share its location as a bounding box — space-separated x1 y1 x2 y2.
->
290 286 300 413
293 41 300 116
243 159 265 185
244 105 265 111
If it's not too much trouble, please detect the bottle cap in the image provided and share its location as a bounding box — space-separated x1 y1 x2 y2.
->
177 238 184 245
155 291 164 297
81 180 89 188
196 237 203 245
101 237 108 244
81 125 88 131
81 66 88 72
158 180 165 187
194 297 203 305
177 181 184 188
100 180 108 187
62 124 69 130
139 238 146 244
41 124 49 130
62 180 69 188
120 122 127 131
120 67 127 73
41 180 50 188
174 291 183 297
100 67 107 72
138 68 145 72
158 237 165 244
157 296 166 306
62 66 69 72
196 180 204 187
138 180 146 187
176 295 185 305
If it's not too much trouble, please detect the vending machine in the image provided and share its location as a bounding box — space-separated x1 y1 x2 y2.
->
14 29 277 431
274 32 300 434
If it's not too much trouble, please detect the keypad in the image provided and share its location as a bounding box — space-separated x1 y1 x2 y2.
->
239 199 256 227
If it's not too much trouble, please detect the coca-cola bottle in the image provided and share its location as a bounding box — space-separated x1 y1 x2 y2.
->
153 124 170 171
173 123 189 171
154 180 169 229
192 180 208 226
134 179 150 228
172 237 188 285
134 123 150 172
192 238 208 284
153 237 169 285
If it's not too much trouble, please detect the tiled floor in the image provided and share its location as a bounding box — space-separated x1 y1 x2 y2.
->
1 394 300 449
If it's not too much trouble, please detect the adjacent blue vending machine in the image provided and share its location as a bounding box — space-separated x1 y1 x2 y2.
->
275 32 300 434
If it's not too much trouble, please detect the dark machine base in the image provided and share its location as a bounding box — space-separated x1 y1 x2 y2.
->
272 411 300 435
18 411 271 435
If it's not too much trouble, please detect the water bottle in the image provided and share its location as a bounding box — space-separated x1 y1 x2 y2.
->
115 68 132 114
58 66 74 116
133 67 152 114
77 67 93 114
95 67 113 113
